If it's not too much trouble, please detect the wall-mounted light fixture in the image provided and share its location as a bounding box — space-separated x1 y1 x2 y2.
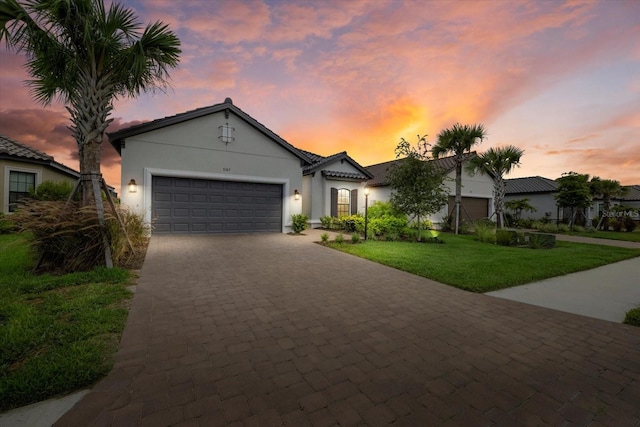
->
294 189 300 200
219 123 235 144
128 179 138 193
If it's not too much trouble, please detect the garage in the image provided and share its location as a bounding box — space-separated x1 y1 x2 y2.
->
448 196 490 223
152 176 283 234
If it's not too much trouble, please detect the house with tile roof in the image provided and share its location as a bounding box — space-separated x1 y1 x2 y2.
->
365 153 496 227
504 176 560 222
109 97 494 234
505 176 639 225
0 134 80 213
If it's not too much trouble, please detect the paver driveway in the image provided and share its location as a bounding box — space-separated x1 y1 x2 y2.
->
56 232 640 426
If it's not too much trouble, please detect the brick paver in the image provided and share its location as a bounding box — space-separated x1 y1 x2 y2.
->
55 231 640 426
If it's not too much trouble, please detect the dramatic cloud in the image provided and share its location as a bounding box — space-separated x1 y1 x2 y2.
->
1 0 638 188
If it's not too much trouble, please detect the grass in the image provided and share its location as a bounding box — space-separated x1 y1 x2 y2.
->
327 233 640 293
565 229 640 243
0 233 133 411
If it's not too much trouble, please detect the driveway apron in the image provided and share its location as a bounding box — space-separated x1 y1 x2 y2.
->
56 233 640 426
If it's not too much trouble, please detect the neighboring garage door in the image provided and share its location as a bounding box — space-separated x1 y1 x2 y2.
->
152 176 283 234
448 196 489 223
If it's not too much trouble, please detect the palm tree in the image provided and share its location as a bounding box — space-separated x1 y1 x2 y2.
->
433 123 486 233
590 177 628 230
466 145 524 228
0 0 181 206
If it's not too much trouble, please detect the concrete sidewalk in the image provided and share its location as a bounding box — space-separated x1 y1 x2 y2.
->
487 256 640 323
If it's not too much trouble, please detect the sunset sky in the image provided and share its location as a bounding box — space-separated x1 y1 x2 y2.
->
1 0 638 193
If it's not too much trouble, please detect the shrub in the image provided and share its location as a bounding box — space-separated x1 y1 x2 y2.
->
624 306 640 327
409 218 432 230
0 212 16 234
30 180 74 201
572 225 585 232
12 200 146 273
341 214 364 233
351 233 361 244
517 218 534 229
334 233 345 244
474 221 496 244
556 223 570 233
319 216 332 229
291 213 308 234
526 232 556 249
611 218 623 232
107 207 150 268
367 201 403 219
320 232 329 243
368 215 407 239
440 215 453 232
496 229 516 246
624 216 637 232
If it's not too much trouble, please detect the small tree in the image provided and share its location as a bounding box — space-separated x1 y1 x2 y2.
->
555 172 592 230
590 177 628 230
504 198 537 223
466 145 524 228
387 135 449 241
433 123 486 234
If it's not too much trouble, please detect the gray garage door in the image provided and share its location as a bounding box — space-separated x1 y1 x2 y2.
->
152 176 283 234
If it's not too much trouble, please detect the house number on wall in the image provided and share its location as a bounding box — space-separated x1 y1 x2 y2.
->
223 168 231 172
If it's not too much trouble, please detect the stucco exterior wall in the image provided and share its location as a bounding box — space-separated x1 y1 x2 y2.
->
1 159 78 214
119 111 303 232
504 193 560 221
365 168 495 227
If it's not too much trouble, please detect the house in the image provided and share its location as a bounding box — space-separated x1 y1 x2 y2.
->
504 176 560 222
109 98 495 234
0 134 80 214
505 176 639 225
110 98 376 234
365 153 495 227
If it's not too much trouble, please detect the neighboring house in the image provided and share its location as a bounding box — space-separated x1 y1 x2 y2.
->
505 176 639 224
109 98 495 234
365 153 495 227
0 134 79 214
504 176 559 222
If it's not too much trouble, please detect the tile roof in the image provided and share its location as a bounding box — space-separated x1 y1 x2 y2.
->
0 134 53 161
0 134 79 178
620 185 640 202
505 176 558 194
302 150 373 179
365 152 474 187
321 170 371 181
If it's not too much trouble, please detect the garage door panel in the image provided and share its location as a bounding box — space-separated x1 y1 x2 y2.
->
152 176 282 234
448 197 489 223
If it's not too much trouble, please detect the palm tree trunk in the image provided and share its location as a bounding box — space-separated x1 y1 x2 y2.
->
494 176 505 228
455 158 462 234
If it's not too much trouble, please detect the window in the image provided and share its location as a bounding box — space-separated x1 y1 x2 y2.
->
9 171 35 212
337 189 350 217
219 123 235 144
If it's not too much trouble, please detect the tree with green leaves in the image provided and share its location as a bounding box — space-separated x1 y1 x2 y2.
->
433 123 486 234
466 145 524 228
504 198 536 223
387 135 449 241
0 0 181 206
555 172 592 229
589 177 628 230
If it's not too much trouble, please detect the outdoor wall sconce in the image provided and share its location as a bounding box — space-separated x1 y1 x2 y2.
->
128 179 138 193
294 189 300 200
219 123 235 144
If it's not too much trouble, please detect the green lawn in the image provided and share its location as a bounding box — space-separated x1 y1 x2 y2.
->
565 229 640 243
327 233 640 293
0 233 133 411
